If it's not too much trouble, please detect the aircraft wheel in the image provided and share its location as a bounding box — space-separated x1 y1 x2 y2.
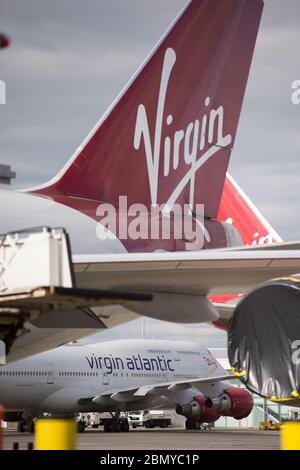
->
121 420 130 433
25 420 35 434
103 421 112 433
112 422 121 433
185 419 194 430
77 420 85 433
17 421 27 433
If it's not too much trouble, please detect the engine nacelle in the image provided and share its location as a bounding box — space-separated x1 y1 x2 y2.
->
205 387 253 419
176 395 220 423
228 275 300 403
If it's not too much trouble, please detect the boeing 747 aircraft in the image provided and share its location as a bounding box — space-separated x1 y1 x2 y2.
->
0 339 252 433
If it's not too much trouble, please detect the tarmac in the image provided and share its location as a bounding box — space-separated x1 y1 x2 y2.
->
2 428 280 450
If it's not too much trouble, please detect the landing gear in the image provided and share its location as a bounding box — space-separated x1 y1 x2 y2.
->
120 420 130 433
17 421 27 433
103 420 112 433
145 421 155 429
103 419 129 433
77 420 86 433
185 419 201 430
17 419 35 433
26 420 35 433
103 412 130 433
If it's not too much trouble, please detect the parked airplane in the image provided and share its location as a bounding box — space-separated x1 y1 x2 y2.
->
0 339 253 433
0 0 299 403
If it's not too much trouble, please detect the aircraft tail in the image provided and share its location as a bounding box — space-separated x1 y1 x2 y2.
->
32 0 263 219
218 173 282 245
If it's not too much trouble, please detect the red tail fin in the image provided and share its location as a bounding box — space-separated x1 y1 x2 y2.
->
218 174 282 245
33 0 263 218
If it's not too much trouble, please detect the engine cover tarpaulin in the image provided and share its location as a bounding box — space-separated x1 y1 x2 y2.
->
228 277 300 403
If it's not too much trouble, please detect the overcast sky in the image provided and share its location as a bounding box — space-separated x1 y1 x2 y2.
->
1 0 299 346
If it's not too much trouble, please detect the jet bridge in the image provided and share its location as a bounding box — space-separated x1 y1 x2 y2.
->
0 227 151 358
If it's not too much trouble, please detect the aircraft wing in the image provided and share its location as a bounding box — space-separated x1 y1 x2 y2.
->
74 246 300 324
5 242 300 363
90 374 234 406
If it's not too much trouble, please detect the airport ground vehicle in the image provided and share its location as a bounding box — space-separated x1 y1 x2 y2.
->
259 421 281 431
128 411 172 429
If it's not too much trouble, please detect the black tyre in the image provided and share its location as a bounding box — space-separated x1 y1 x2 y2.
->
112 422 121 433
77 420 85 433
103 421 112 433
185 420 193 430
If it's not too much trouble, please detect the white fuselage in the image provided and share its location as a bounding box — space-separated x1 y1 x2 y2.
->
0 190 126 255
0 339 227 415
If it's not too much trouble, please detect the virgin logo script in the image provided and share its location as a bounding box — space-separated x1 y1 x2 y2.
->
134 48 232 211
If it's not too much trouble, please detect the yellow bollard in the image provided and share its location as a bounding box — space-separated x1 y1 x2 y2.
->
281 422 300 450
35 416 77 450
0 404 3 450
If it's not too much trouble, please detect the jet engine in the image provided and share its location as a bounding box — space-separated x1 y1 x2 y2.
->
205 387 253 419
228 276 300 404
